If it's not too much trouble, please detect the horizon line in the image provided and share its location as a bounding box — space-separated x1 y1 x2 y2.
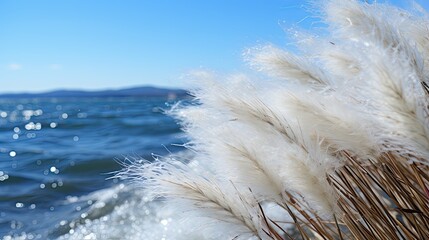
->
0 84 186 95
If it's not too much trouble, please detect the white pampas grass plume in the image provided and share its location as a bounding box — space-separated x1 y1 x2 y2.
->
124 158 268 239
247 45 331 88
176 76 342 217
272 88 379 159
323 0 429 162
123 0 429 239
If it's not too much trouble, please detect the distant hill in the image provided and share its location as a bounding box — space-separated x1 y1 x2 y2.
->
0 86 189 99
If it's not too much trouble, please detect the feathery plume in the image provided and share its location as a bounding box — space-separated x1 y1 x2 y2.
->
124 0 429 239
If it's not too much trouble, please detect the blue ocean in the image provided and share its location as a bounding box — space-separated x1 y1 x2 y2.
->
0 96 187 239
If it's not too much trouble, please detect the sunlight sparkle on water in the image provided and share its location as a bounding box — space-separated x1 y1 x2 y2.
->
0 171 9 181
22 110 34 119
22 109 43 118
25 122 34 130
26 133 36 138
25 122 42 130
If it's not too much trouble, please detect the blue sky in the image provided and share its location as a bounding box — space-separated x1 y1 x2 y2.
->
0 0 428 93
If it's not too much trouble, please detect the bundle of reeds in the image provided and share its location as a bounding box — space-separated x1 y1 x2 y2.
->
125 0 429 239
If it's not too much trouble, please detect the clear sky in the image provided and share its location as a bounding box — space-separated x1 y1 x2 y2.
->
0 0 428 93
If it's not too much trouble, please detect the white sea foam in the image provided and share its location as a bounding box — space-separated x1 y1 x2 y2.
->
52 184 193 240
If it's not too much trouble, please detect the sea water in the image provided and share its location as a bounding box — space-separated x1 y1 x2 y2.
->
0 97 187 239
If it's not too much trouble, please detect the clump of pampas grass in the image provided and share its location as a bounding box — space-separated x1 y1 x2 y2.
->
125 0 429 239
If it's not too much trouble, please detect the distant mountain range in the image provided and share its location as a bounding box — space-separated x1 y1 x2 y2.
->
0 86 189 98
